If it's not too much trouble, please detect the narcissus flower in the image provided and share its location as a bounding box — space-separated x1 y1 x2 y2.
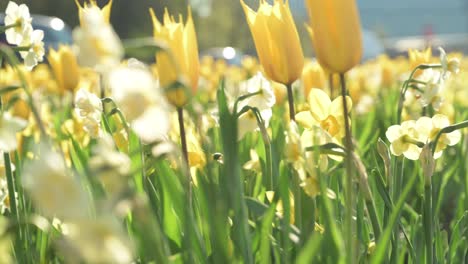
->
241 0 304 85
305 0 362 73
108 63 170 143
416 114 461 159
22 143 90 219
89 134 131 194
74 89 103 138
0 112 27 152
48 45 80 93
296 88 352 139
62 216 133 264
385 120 424 160
439 47 460 77
150 7 200 107
4 1 32 45
19 26 45 70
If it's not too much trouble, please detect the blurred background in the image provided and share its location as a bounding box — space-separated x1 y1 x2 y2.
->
2 0 468 61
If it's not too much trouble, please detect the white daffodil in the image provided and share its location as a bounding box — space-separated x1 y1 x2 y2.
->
243 149 261 171
74 89 102 120
4 1 32 45
0 112 27 152
22 143 90 219
237 107 272 141
413 68 445 111
239 72 276 109
235 73 276 140
439 47 460 77
74 89 102 138
19 27 45 70
385 120 424 160
89 134 131 194
108 63 170 143
61 216 133 264
416 114 461 159
296 88 352 140
285 122 326 198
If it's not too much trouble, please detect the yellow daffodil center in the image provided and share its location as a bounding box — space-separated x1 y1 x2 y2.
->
320 115 340 137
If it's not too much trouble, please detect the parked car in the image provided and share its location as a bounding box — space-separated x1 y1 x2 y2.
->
0 13 73 52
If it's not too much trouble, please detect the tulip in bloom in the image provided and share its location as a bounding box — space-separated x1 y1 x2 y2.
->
73 0 123 69
305 0 363 73
75 0 113 26
48 45 80 93
240 0 304 85
150 7 200 107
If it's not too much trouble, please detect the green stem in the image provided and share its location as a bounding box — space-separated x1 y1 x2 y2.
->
431 120 468 154
424 184 433 264
250 107 273 190
390 158 404 262
329 73 334 98
339 73 356 263
177 107 192 207
396 64 442 124
3 152 18 218
366 199 381 241
286 83 295 121
0 22 21 32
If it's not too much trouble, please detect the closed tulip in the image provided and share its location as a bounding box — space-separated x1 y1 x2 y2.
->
305 0 362 73
302 61 326 97
240 0 304 85
48 45 80 94
150 7 200 107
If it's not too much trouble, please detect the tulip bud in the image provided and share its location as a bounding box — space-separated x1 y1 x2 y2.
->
48 45 80 94
302 61 326 97
150 7 200 107
241 0 304 85
305 0 363 73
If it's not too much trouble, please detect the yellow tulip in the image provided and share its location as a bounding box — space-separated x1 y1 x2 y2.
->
240 0 304 85
302 61 326 97
75 0 113 26
150 7 200 107
305 0 363 73
48 45 80 93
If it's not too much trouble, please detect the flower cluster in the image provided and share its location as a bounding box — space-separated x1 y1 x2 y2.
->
386 114 460 160
74 88 103 138
3 1 45 70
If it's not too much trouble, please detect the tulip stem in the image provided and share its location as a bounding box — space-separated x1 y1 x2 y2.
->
339 73 356 263
286 83 295 121
177 107 192 198
329 73 334 98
